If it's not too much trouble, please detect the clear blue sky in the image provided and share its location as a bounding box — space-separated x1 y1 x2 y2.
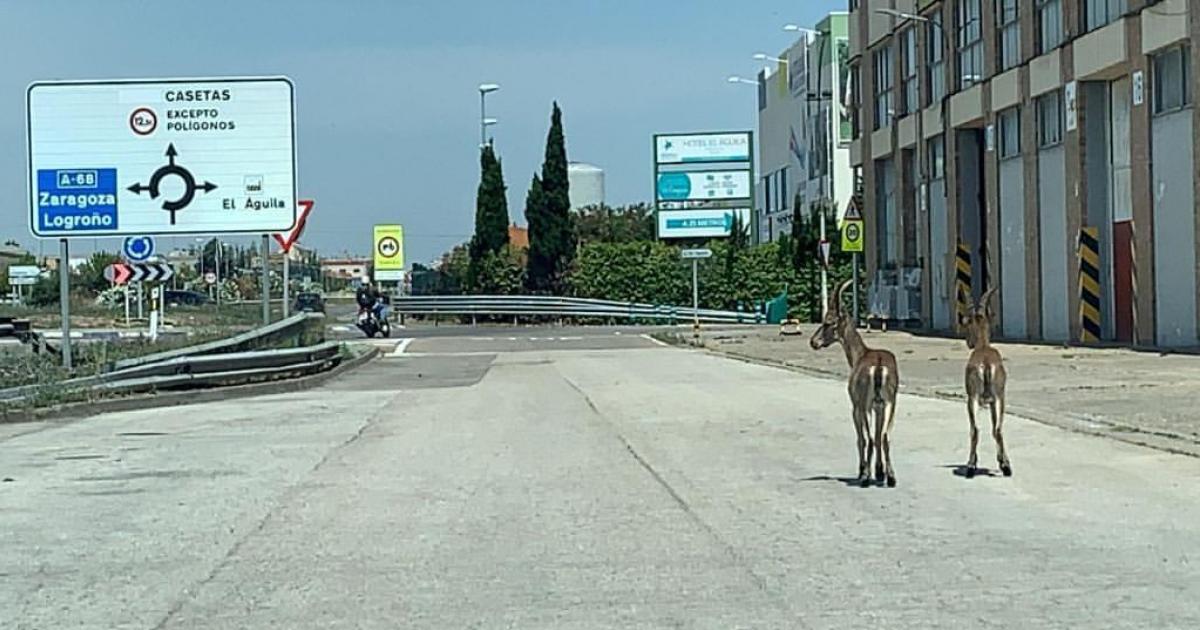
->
1 0 844 263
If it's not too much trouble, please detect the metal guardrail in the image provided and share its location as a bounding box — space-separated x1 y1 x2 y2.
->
112 312 324 371
0 342 342 406
393 295 767 324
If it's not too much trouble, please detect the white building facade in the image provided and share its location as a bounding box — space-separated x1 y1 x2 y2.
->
756 13 855 244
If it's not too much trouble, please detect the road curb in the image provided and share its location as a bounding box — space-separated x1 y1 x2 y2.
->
0 345 380 426
656 332 1200 460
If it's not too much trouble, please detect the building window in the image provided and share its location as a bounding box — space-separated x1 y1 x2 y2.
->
1037 90 1063 147
1153 45 1192 115
1036 0 1062 54
873 45 894 130
1084 0 1126 33
997 106 1021 159
926 10 946 105
899 28 918 116
957 0 984 88
777 167 789 211
927 134 946 179
996 0 1020 71
850 62 862 140
762 175 771 216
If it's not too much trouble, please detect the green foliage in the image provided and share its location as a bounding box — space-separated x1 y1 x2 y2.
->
469 144 511 289
75 252 121 294
473 246 525 295
573 203 655 244
29 270 61 307
568 241 689 305
526 102 575 294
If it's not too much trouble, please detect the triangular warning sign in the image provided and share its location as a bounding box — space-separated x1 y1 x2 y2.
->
274 199 314 253
843 196 863 221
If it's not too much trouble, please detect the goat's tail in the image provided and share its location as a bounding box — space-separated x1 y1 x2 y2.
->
980 364 996 404
872 362 886 406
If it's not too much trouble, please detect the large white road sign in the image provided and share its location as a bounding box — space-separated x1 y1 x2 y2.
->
27 77 297 237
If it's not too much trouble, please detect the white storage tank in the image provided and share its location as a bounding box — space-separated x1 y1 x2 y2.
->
568 162 605 210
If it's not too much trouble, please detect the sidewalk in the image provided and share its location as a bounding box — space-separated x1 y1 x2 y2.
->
674 325 1200 458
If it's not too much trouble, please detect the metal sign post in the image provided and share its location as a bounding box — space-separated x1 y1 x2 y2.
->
282 250 290 318
261 234 271 324
681 248 713 340
58 238 71 369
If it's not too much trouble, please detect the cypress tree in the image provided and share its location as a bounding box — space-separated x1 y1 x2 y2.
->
526 102 574 293
469 144 510 289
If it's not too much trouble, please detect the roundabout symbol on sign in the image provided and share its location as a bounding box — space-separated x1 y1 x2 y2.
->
126 143 218 225
123 236 155 262
377 236 400 258
129 107 157 136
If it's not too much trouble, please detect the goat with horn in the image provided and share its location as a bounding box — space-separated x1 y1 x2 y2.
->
959 286 1011 478
810 280 901 487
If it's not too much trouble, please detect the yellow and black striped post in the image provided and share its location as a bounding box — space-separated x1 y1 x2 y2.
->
1078 227 1102 343
955 243 972 327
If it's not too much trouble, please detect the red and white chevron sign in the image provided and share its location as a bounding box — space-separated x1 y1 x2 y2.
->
105 262 174 285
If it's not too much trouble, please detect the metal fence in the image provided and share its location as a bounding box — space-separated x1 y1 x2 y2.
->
391 295 769 324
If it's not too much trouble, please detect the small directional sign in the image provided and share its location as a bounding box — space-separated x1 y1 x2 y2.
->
105 262 174 286
123 236 155 262
681 248 713 259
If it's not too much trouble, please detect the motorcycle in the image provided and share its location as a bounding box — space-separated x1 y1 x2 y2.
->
356 306 391 338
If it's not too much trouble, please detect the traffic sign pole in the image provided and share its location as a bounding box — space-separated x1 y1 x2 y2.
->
282 251 290 319
215 241 222 310
820 210 828 317
692 258 699 341
261 235 271 325
58 238 72 369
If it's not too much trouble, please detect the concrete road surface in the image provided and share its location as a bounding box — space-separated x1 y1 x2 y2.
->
2 331 1198 628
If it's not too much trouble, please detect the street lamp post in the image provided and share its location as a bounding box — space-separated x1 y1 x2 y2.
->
478 83 500 147
726 75 761 86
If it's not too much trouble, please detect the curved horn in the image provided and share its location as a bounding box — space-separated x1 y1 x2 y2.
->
979 287 998 309
832 279 853 311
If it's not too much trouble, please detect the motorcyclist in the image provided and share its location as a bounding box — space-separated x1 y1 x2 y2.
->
356 282 388 323
355 281 378 314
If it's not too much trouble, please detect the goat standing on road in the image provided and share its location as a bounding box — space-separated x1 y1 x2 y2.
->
810 280 901 487
959 288 1011 478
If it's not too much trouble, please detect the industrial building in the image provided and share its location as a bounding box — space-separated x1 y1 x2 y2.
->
568 162 605 210
756 13 856 244
848 0 1196 346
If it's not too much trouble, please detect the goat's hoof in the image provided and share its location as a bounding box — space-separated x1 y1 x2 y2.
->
886 475 897 488
1000 464 1013 477
965 466 977 479
859 477 871 488
874 470 886 483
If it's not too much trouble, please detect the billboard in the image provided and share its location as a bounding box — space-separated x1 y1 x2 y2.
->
657 208 751 240
656 170 752 202
655 132 751 164
373 225 405 282
27 77 297 237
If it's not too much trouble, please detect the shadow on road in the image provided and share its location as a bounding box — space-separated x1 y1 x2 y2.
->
799 475 875 488
940 464 1003 478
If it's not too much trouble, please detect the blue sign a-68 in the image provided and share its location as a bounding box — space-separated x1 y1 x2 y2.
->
35 168 119 234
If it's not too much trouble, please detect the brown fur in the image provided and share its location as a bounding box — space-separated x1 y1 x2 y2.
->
810 280 901 487
959 288 1012 478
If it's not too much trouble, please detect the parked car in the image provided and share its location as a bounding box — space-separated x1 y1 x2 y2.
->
163 290 210 307
293 292 325 313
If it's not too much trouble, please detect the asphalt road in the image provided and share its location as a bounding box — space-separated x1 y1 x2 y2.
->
2 332 1199 628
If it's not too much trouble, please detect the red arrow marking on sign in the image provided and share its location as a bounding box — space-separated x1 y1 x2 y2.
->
113 263 131 285
274 199 314 254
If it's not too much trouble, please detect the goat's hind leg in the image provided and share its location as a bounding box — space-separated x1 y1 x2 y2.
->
991 399 1012 477
853 405 871 487
881 400 897 487
966 396 981 478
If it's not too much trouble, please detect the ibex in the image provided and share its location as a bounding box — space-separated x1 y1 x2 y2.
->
959 288 1011 478
810 280 901 487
